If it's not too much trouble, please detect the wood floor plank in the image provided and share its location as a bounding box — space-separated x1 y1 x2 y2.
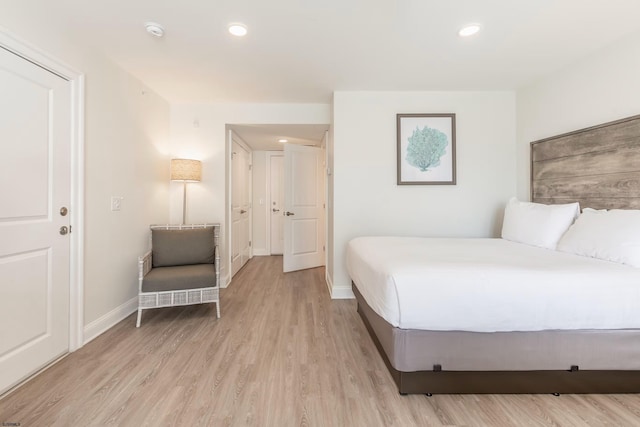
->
1 256 639 426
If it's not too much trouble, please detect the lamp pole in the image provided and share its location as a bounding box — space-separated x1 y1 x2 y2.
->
182 181 187 224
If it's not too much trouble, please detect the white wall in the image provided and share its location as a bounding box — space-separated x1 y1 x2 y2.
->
331 91 516 295
516 30 640 200
170 103 330 285
0 19 171 329
84 70 170 328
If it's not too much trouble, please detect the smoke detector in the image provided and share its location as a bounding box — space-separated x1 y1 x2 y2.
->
145 22 165 38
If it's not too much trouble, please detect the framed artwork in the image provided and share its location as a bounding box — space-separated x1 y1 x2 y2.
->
396 113 456 185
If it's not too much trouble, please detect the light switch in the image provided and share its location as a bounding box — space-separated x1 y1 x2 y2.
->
111 196 123 211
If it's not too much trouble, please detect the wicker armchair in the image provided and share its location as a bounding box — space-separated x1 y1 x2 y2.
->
136 223 221 327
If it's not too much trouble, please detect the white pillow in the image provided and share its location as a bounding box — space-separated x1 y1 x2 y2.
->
557 208 640 267
501 197 580 250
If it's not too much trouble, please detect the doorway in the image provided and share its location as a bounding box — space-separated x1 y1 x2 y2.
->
227 124 328 277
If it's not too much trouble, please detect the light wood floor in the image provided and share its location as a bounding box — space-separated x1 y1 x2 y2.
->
2 256 639 426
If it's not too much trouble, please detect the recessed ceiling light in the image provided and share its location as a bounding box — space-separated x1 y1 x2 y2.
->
145 22 165 38
228 23 248 37
278 139 288 143
458 24 481 37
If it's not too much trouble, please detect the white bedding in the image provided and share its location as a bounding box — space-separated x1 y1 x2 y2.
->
346 237 640 332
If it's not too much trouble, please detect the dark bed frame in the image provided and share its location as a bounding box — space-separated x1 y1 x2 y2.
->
355 114 640 394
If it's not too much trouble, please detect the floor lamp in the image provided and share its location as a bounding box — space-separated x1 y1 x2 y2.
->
170 158 202 224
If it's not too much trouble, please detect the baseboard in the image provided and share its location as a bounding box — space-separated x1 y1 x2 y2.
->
252 249 270 256
331 286 355 299
83 296 138 344
329 276 355 299
221 272 231 288
325 272 333 296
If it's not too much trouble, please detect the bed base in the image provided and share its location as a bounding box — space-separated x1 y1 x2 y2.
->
355 298 640 395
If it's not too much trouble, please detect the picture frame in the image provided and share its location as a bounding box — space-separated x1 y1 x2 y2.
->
397 113 456 185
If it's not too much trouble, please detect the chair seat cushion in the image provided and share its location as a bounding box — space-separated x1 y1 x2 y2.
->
142 264 216 292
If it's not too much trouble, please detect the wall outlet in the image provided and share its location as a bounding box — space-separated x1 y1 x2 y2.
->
111 196 123 211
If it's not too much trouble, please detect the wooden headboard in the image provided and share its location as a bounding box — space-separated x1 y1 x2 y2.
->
531 114 640 210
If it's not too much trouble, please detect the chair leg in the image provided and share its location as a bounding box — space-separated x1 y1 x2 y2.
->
136 308 142 327
216 301 220 318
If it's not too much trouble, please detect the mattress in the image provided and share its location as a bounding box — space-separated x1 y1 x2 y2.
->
346 237 640 332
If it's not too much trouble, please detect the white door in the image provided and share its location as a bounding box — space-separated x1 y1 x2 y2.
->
283 145 325 272
269 155 284 255
231 138 251 276
0 47 72 394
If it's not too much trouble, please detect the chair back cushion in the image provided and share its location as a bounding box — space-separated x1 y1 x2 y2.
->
152 227 215 267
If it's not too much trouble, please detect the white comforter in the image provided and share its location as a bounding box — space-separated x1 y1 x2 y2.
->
346 237 640 332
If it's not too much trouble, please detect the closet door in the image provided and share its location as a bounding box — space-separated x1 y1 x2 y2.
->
269 154 284 255
231 137 251 276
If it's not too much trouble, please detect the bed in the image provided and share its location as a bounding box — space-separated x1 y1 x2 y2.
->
348 114 640 394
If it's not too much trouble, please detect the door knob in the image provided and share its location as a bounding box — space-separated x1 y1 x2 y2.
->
240 209 247 214
59 226 69 235
284 211 295 216
272 208 280 212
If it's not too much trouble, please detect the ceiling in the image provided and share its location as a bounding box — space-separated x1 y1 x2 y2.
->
5 0 640 105
6 1 640 150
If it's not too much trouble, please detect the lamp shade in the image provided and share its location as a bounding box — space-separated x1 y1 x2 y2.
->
170 158 202 182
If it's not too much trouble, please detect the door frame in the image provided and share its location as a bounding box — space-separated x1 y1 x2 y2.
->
321 131 328 270
0 30 85 351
